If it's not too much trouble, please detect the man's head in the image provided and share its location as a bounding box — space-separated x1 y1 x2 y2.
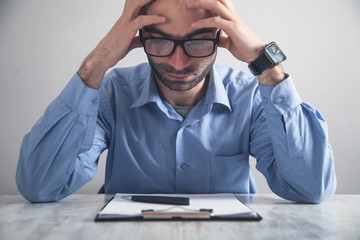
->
140 0 219 92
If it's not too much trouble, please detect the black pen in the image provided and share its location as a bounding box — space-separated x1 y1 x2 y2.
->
122 195 190 205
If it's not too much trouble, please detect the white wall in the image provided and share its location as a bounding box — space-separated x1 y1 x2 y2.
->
1 0 359 195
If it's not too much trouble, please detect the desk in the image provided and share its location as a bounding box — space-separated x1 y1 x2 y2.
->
0 194 359 240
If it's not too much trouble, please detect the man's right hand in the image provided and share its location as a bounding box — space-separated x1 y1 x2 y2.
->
78 0 166 89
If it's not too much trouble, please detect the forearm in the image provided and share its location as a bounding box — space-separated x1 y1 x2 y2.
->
78 50 108 89
251 77 336 203
16 75 105 202
77 2 166 89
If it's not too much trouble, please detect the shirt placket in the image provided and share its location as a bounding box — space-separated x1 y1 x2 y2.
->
175 125 192 192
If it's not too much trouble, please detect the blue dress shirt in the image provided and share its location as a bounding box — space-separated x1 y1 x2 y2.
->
16 63 336 203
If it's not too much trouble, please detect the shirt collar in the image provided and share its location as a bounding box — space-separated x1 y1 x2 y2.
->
204 66 232 111
130 69 161 109
130 65 231 112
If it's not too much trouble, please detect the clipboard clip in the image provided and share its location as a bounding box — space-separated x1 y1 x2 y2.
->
142 206 213 219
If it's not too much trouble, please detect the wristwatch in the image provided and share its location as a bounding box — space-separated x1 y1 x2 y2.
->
248 42 286 76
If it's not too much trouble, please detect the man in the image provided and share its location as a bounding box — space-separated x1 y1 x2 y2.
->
16 0 336 203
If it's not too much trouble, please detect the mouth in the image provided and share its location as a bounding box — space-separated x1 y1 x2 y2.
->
167 74 192 81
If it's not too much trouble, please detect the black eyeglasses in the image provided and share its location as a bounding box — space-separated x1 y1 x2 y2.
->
139 30 221 58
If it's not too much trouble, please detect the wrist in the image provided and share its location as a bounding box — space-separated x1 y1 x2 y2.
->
258 65 286 86
78 52 108 89
248 42 286 78
246 44 266 64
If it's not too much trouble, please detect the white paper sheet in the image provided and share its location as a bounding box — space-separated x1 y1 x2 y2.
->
99 193 253 217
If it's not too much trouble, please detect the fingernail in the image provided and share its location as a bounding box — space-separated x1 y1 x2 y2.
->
187 1 193 7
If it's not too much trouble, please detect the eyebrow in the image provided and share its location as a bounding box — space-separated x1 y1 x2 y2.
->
142 27 217 39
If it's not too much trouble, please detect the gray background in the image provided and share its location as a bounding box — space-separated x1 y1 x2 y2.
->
1 0 359 195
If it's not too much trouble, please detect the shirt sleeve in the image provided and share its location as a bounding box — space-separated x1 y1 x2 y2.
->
250 76 337 203
16 74 108 202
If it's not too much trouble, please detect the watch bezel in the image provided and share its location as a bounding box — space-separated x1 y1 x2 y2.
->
264 42 287 67
248 41 286 76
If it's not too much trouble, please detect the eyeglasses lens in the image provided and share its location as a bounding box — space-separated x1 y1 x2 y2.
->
144 39 215 57
145 39 174 56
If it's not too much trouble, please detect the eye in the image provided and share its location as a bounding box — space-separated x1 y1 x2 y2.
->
145 39 174 56
185 40 205 48
149 39 166 45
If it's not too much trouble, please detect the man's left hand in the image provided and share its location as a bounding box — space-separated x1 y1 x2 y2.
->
187 0 286 86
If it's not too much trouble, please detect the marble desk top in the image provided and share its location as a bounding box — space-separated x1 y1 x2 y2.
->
0 194 359 240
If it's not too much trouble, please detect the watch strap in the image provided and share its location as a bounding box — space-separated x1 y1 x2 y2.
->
248 52 272 76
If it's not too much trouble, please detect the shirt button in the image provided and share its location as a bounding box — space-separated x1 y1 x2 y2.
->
91 98 98 105
274 97 283 104
262 97 268 104
180 163 189 170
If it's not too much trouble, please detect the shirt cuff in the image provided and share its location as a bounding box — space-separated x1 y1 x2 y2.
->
258 76 302 115
60 73 100 114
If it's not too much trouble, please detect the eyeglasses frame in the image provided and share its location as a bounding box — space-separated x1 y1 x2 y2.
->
139 29 221 58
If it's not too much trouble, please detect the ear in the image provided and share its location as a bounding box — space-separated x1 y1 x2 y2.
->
130 36 143 50
218 34 230 49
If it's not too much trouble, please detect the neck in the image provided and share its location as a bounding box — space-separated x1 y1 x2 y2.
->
155 76 209 106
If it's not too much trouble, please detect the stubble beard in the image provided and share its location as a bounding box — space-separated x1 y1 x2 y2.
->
147 53 216 92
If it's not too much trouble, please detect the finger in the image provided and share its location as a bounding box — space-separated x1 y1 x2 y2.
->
107 14 165 47
191 16 232 31
131 14 166 30
122 0 156 21
186 0 233 21
217 0 236 14
124 0 154 15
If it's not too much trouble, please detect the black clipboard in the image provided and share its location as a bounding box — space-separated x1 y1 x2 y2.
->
94 193 262 221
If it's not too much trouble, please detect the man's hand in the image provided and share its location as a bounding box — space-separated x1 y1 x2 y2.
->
187 0 286 86
78 0 166 89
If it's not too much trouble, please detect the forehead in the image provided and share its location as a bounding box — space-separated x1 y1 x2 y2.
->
143 0 214 37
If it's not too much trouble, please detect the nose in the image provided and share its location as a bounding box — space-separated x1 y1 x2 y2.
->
168 46 191 71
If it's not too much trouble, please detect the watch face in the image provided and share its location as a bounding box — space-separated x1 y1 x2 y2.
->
265 42 286 64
